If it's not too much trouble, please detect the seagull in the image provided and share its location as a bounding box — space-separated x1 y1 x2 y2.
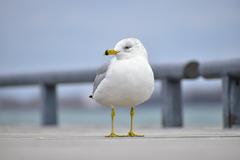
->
90 38 154 137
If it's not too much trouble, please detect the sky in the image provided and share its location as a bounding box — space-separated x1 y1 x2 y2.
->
0 0 240 98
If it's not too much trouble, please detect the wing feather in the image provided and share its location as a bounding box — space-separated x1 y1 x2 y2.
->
92 61 110 95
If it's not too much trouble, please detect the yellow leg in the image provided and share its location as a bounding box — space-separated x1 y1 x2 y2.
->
105 106 120 138
127 106 144 137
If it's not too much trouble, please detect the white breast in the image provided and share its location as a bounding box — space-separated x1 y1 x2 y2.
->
94 56 154 107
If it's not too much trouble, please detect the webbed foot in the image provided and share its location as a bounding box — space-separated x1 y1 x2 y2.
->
124 131 144 137
105 132 122 138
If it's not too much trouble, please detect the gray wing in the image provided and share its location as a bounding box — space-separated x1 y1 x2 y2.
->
92 61 110 95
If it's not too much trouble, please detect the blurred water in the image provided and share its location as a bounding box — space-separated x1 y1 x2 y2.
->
0 103 222 128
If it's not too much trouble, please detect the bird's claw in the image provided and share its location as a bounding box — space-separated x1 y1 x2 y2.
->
105 132 122 138
126 131 144 137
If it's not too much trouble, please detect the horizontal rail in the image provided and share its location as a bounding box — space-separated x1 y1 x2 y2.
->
152 61 199 79
0 69 96 86
0 61 199 86
199 59 240 79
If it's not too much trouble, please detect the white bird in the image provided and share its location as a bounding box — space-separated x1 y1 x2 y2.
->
90 38 154 137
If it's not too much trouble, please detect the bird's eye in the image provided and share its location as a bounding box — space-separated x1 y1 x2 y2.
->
124 45 131 50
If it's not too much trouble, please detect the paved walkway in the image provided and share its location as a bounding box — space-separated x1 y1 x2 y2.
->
0 126 240 160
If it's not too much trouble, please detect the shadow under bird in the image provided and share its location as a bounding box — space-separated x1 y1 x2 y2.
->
89 38 154 137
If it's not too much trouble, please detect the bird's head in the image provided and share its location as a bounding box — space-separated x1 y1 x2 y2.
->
104 38 148 60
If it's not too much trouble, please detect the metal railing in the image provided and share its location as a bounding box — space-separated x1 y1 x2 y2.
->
199 59 240 128
0 59 239 128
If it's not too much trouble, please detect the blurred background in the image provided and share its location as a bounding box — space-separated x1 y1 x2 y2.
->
0 0 239 128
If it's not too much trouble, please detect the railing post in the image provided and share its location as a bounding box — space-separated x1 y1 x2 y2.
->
161 78 183 127
223 76 240 128
41 83 58 125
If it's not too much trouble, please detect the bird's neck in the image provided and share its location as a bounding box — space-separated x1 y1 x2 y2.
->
116 54 146 61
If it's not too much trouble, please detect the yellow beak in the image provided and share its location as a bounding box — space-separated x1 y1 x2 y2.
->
104 49 119 56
